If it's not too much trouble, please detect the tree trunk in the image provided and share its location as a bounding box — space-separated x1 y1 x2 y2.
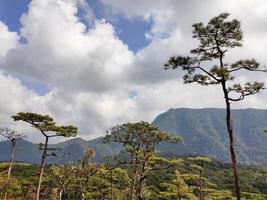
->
222 82 241 200
4 141 16 200
59 189 63 200
36 136 49 200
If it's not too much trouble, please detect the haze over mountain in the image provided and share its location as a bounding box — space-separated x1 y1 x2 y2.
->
1 108 267 164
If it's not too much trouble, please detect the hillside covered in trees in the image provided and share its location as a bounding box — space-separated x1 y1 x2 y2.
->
1 144 267 199
1 108 267 165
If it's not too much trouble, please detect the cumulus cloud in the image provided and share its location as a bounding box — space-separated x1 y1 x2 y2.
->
0 71 54 141
0 0 266 142
0 22 19 57
3 0 134 92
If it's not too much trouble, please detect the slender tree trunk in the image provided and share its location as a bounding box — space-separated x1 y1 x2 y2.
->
4 141 16 200
222 82 241 200
36 136 49 200
59 189 63 200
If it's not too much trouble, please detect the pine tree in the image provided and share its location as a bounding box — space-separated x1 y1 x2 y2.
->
159 170 197 200
12 112 77 200
104 121 181 200
165 13 266 200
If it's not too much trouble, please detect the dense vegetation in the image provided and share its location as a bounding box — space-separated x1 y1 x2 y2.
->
1 108 267 165
1 156 267 199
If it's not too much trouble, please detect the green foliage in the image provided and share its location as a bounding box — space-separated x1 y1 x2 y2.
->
188 156 212 163
159 170 197 200
164 13 265 88
11 112 78 200
0 162 53 199
104 121 181 200
12 112 78 137
12 112 54 129
104 121 181 147
1 158 267 199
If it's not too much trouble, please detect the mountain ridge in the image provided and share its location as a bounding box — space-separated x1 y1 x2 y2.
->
0 108 267 164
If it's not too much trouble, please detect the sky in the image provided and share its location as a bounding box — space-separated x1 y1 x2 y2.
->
0 0 266 142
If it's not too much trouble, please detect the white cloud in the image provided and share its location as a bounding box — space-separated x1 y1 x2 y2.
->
0 71 53 141
0 21 19 57
3 0 134 92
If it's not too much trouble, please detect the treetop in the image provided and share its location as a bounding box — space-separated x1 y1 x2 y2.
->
104 121 181 146
11 112 78 137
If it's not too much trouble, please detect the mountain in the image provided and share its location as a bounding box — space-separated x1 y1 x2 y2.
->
0 108 267 164
48 137 122 163
0 138 42 163
153 108 267 164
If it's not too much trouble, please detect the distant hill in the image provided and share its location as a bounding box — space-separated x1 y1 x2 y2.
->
0 108 267 164
0 137 122 164
153 108 267 164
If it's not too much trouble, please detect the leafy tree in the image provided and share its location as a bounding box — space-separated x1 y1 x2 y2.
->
188 156 212 200
164 13 266 200
0 128 25 200
203 189 234 200
104 121 181 200
103 156 131 200
51 161 76 200
75 148 101 199
106 167 130 199
11 112 78 200
241 192 267 200
87 165 130 200
159 170 197 200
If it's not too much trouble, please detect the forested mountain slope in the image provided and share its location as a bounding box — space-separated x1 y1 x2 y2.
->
1 108 267 164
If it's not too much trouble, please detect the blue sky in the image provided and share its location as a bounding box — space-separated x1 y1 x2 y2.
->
85 0 152 52
0 0 31 32
0 0 150 95
0 0 150 52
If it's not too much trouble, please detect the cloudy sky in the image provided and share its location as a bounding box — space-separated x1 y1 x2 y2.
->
0 0 266 142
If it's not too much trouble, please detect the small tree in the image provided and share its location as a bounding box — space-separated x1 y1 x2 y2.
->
0 128 25 200
11 112 78 200
75 148 100 200
103 155 131 200
188 156 212 200
51 161 76 200
104 121 181 200
87 165 130 200
159 170 197 200
164 13 266 200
